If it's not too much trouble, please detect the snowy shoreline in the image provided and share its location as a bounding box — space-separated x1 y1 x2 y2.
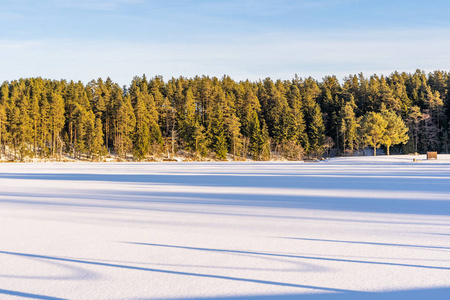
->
1 153 449 164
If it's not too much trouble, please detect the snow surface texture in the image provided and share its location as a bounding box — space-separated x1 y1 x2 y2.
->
1 155 450 299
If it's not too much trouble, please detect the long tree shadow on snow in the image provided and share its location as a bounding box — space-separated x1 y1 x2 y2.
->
1 172 450 193
0 289 64 300
279 237 450 251
160 287 450 300
124 242 450 271
2 188 450 217
1 171 450 216
1 245 449 299
4 192 450 229
0 250 353 294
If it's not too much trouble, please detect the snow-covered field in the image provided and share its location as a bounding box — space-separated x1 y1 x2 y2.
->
1 155 450 299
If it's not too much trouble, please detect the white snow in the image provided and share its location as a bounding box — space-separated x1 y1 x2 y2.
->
1 155 450 299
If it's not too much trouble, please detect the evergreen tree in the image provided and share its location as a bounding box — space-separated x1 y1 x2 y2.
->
0 104 5 159
0 70 449 161
304 95 325 157
225 113 242 159
38 94 52 157
381 109 409 155
85 111 96 157
179 88 207 157
73 103 89 157
288 85 308 153
91 117 104 159
133 91 150 160
211 106 227 160
406 106 422 153
339 96 358 153
360 111 388 156
378 76 399 112
113 93 136 158
49 91 65 158
248 110 270 160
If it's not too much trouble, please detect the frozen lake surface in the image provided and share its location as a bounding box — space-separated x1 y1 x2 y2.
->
1 155 450 299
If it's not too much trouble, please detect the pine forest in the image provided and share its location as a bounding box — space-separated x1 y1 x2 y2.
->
0 70 448 161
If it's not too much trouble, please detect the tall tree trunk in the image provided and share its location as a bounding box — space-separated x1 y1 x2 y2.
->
0 123 2 160
73 129 76 158
14 139 17 160
57 134 63 161
34 119 37 157
105 117 109 153
233 135 236 160
336 127 339 153
171 129 175 157
52 121 56 157
343 130 346 155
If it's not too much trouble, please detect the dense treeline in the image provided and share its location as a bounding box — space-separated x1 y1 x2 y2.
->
0 70 448 161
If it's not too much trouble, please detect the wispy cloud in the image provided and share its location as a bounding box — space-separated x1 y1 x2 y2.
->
1 28 449 85
51 0 144 11
0 12 25 21
198 0 354 16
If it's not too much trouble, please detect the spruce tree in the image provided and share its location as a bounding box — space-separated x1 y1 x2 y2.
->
305 96 325 158
288 85 308 153
91 117 104 159
179 88 197 152
210 106 227 160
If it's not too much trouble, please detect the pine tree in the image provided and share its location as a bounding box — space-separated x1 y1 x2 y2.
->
85 111 96 158
133 91 150 160
260 119 271 160
381 109 409 155
0 102 6 159
339 96 358 153
0 71 449 161
49 91 65 158
114 94 136 158
73 103 89 157
38 94 52 157
304 95 325 158
210 105 227 160
18 97 33 158
248 110 270 160
179 88 207 157
9 106 21 159
179 88 196 151
360 111 388 156
378 76 399 112
249 110 262 159
91 117 104 159
225 113 241 159
406 106 422 153
288 85 308 153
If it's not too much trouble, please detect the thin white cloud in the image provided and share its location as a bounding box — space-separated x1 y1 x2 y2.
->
1 28 449 85
0 12 25 21
52 0 144 11
198 0 354 16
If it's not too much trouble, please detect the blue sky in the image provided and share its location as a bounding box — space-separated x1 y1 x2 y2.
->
1 0 450 85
